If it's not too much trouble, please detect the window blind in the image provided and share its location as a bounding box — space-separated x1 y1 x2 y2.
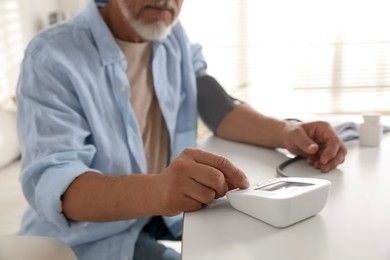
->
181 0 390 115
0 0 23 103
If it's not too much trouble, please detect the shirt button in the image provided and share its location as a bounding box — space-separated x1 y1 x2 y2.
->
121 59 127 70
120 85 126 92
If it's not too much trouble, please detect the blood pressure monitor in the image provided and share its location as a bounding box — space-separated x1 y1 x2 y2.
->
226 177 331 228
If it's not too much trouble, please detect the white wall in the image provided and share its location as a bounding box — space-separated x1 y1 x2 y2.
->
19 0 59 44
0 0 89 103
20 0 88 44
57 0 89 19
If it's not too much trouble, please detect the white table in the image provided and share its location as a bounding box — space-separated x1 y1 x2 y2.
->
0 235 77 260
182 132 390 260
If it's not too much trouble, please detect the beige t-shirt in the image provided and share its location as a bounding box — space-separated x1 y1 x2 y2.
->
116 39 169 174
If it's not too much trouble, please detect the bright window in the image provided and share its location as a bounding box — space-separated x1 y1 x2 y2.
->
0 0 23 103
181 0 390 116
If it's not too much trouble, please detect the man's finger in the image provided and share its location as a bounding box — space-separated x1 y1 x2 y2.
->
182 148 249 189
297 133 319 155
319 139 340 165
181 177 218 204
188 163 229 198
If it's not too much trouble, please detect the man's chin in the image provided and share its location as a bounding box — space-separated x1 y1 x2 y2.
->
133 22 173 41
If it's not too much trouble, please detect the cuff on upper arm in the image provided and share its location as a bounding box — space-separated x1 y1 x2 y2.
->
197 75 237 132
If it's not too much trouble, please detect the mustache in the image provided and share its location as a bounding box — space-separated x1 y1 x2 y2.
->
144 0 178 12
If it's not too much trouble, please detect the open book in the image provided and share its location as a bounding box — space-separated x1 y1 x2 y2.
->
333 122 390 142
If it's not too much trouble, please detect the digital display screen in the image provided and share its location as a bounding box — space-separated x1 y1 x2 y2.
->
255 181 314 192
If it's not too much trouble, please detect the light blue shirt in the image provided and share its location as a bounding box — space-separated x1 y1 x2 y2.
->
16 1 207 259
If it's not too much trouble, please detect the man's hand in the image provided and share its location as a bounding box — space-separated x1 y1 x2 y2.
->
282 121 347 173
152 148 249 216
62 148 248 222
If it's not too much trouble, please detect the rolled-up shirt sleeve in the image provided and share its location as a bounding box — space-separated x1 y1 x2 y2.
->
190 43 207 76
17 44 100 229
174 21 207 75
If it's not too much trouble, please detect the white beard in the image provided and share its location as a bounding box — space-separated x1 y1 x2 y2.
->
117 0 178 41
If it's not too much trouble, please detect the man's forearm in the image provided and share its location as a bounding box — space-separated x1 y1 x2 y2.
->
62 172 159 222
215 103 289 149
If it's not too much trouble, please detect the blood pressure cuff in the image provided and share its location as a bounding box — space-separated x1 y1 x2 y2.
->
197 74 237 132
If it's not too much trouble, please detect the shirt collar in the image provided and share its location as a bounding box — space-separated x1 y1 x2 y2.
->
81 1 124 66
